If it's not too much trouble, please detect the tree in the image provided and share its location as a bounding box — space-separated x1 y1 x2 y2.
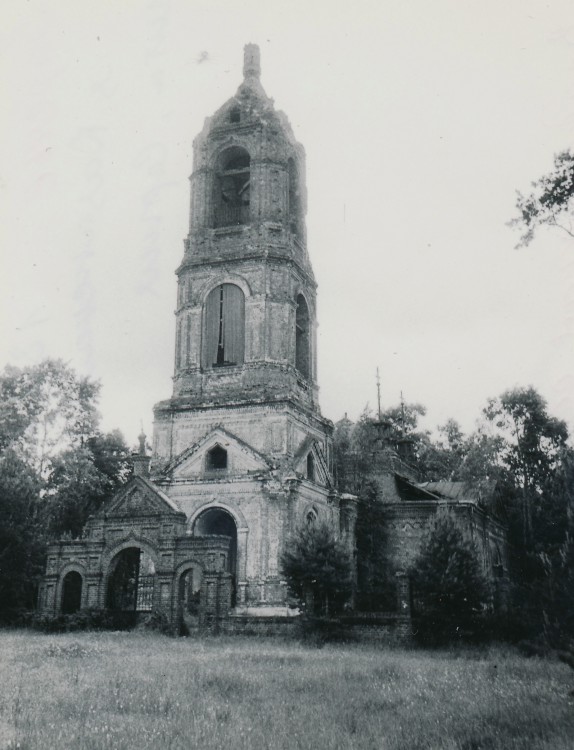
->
0 359 100 476
483 387 568 546
536 455 574 649
45 431 131 538
46 447 113 538
510 150 574 247
280 520 352 616
87 430 132 489
0 360 132 620
409 513 491 645
333 402 432 494
354 497 397 611
0 449 46 621
416 419 470 481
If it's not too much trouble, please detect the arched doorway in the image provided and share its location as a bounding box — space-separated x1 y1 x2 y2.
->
178 566 203 633
193 507 237 604
61 571 82 614
106 547 156 616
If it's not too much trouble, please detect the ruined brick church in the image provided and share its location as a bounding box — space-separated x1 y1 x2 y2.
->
39 45 507 632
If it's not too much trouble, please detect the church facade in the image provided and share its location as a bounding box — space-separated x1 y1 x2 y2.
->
39 45 508 631
39 45 358 627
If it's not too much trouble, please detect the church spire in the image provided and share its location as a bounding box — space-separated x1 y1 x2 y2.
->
243 43 261 81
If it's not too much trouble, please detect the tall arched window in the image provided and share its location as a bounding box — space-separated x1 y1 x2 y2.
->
288 158 302 237
203 284 245 368
214 147 251 228
295 294 311 380
306 452 315 481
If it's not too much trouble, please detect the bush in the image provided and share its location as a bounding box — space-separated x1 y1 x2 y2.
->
280 520 352 617
140 609 173 634
31 608 121 633
410 513 491 646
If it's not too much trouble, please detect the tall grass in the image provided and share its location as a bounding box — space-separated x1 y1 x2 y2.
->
0 631 572 749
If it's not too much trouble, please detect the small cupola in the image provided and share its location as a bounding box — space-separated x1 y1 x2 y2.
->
239 43 266 97
132 429 151 478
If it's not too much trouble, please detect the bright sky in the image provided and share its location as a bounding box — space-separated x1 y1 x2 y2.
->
1 0 573 447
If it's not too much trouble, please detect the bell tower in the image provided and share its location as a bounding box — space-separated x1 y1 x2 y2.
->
168 42 317 412
153 44 328 463
150 45 356 611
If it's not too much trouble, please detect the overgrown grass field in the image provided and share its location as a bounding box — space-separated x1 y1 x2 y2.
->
0 630 573 749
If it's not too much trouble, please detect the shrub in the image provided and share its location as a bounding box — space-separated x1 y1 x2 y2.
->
140 609 173 634
31 608 118 633
280 520 352 617
409 512 491 645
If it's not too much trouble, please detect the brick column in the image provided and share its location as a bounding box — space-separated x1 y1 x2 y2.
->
200 572 233 624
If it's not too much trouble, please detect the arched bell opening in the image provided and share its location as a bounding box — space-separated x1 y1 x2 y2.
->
106 547 156 616
61 571 83 615
213 146 251 228
193 508 238 605
288 158 302 238
295 294 311 381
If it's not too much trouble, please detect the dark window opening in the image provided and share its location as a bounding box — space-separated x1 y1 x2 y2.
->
306 508 317 525
295 294 311 380
214 147 250 227
207 444 228 471
230 107 241 123
306 452 315 481
203 283 245 368
61 571 82 614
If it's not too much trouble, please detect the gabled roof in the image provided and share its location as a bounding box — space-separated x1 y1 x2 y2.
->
160 426 272 479
417 479 497 504
95 475 183 519
293 436 333 489
395 474 441 502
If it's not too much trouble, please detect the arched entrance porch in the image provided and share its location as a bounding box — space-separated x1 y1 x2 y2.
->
106 547 156 625
193 507 237 605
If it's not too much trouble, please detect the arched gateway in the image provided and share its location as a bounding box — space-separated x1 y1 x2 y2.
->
106 547 156 614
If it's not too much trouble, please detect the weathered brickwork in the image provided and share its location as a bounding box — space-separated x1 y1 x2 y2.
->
39 45 358 631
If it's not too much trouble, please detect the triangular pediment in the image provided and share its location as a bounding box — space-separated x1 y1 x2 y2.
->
103 476 182 518
162 427 271 480
293 438 333 489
